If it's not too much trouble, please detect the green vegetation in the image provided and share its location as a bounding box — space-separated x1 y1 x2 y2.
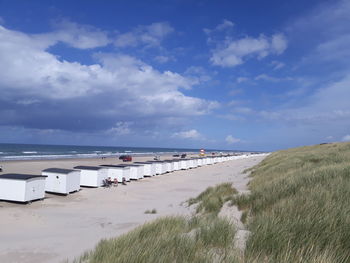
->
188 182 237 216
144 209 157 214
73 183 240 263
233 142 350 262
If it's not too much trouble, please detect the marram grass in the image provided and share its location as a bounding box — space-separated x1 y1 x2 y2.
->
73 183 239 263
234 142 350 262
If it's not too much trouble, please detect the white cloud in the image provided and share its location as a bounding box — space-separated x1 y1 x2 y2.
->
271 34 288 54
184 66 212 83
108 122 133 135
228 88 243 96
237 77 249 83
342 134 350 142
289 0 350 66
204 19 234 35
342 134 350 141
115 22 174 48
48 19 111 49
210 34 287 67
257 74 350 137
225 135 241 144
255 74 293 82
154 55 171 63
0 24 218 132
271 60 285 70
172 129 202 139
255 74 280 82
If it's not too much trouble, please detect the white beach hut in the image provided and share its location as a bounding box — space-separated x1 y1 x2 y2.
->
42 168 80 195
129 164 145 179
195 158 203 166
171 160 180 171
147 161 167 174
163 161 173 173
0 174 47 203
149 161 164 175
206 157 213 165
186 159 195 169
100 165 131 182
191 158 198 168
134 162 156 177
74 166 108 187
115 164 144 180
179 159 188 170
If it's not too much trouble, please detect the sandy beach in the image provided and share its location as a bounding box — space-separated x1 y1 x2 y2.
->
0 154 267 263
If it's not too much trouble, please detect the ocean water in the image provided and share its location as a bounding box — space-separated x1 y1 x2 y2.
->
0 143 233 161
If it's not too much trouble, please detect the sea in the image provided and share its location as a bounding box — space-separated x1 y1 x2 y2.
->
0 143 236 161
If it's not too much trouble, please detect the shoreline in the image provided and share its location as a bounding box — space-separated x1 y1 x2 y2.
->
0 153 197 175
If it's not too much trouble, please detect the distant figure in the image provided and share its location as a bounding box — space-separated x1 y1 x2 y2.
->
103 177 112 188
113 178 118 187
154 155 160 160
0 165 2 172
122 177 127 185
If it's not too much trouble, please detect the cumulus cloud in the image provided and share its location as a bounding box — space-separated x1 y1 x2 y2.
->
115 22 174 48
204 19 234 35
225 135 241 144
49 19 111 49
210 33 287 67
107 122 133 135
342 134 350 141
172 129 202 139
0 24 218 133
184 66 213 83
256 74 350 140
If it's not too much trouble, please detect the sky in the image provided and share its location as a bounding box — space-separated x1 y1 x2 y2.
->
0 0 349 151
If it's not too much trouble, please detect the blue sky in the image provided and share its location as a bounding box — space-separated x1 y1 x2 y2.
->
0 0 349 151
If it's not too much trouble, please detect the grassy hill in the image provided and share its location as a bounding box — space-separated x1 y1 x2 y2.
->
236 142 350 262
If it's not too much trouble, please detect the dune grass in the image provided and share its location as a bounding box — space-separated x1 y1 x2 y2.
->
233 142 350 262
74 183 239 263
188 182 238 216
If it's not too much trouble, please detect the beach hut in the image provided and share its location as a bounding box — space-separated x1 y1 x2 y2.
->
147 161 167 174
171 160 180 171
113 164 144 180
0 174 47 203
179 159 188 170
163 161 173 173
206 157 213 165
186 159 196 169
191 158 199 168
74 166 108 187
42 168 80 195
133 162 156 176
100 165 131 182
129 164 145 179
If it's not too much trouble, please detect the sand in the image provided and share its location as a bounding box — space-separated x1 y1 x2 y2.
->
0 154 267 263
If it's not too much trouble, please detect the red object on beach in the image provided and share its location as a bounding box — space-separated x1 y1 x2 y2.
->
119 155 132 162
